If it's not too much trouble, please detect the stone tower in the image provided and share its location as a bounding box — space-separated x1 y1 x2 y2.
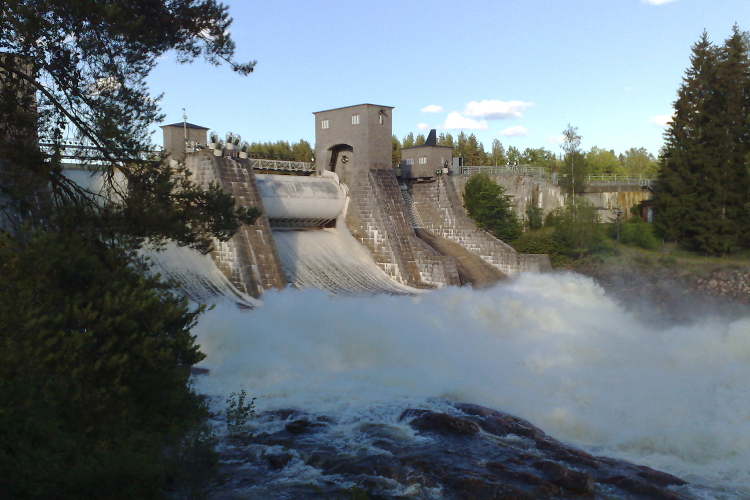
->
313 104 394 183
160 122 209 163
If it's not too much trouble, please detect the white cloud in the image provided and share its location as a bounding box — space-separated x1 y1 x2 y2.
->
547 135 565 145
443 111 489 130
642 0 677 4
463 100 533 120
650 115 673 128
416 123 430 131
498 126 529 138
421 105 443 113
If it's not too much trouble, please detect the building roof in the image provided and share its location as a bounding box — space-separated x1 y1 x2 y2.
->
160 122 209 130
401 144 453 151
313 103 394 114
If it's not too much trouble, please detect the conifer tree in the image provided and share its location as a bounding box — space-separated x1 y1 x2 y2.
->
656 28 750 253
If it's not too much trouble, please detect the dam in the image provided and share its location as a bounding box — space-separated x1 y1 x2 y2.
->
156 104 551 300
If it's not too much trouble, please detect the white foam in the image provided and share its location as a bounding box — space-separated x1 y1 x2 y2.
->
192 272 750 495
272 226 420 295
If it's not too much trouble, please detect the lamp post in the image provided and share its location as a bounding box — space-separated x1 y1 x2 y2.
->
613 208 624 253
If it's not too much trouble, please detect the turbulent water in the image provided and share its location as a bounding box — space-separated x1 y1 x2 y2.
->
191 273 750 497
272 226 419 295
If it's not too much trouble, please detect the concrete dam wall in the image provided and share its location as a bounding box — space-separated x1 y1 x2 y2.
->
182 149 550 298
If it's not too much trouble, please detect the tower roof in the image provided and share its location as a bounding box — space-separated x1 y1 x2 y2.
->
160 122 209 130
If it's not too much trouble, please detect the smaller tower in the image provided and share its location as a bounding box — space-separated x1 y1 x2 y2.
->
399 129 452 180
160 121 209 163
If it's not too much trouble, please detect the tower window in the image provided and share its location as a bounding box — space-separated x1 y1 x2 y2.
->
352 115 360 125
378 115 383 124
405 158 414 165
321 119 329 129
418 157 427 164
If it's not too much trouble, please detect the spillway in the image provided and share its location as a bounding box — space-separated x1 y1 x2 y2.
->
272 224 420 295
141 243 260 308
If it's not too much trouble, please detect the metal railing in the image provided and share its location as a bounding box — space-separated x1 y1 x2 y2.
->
458 164 654 188
247 158 314 173
459 164 550 178
585 174 654 188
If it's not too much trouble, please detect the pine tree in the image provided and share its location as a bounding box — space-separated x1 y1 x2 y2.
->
655 29 750 254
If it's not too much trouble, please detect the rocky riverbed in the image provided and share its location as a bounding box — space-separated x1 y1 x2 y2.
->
203 400 716 500
574 254 750 324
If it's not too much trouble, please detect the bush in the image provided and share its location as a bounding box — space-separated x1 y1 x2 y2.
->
609 220 661 251
511 232 569 268
524 204 544 231
463 173 522 242
552 198 605 259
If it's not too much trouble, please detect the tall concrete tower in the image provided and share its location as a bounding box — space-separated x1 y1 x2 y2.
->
313 104 393 184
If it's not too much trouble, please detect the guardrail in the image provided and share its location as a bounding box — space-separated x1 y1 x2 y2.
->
248 158 314 173
585 174 654 187
459 164 549 178
458 165 654 187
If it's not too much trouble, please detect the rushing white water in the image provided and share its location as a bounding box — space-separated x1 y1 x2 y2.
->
192 273 750 497
142 243 260 308
272 226 420 295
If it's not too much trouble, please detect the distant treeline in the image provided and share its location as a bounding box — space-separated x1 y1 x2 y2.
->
244 139 314 162
251 133 656 177
392 131 658 177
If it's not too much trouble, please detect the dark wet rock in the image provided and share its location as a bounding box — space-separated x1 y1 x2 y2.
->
636 466 688 488
285 419 313 434
533 460 595 494
264 452 292 469
400 409 480 436
209 401 704 500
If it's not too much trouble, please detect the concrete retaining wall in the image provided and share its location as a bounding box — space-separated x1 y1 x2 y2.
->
452 174 653 223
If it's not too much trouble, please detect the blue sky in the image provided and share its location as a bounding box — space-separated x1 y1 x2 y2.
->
148 0 748 157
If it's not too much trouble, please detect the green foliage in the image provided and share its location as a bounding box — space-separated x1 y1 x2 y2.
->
609 220 661 251
511 231 568 268
490 139 506 166
550 197 604 259
655 27 750 254
544 206 564 227
246 139 313 162
225 390 256 438
619 147 658 177
0 0 257 249
463 173 522 242
558 125 588 195
0 230 215 498
525 203 544 231
586 146 625 175
522 147 558 172
392 135 402 167
455 132 489 166
506 145 522 166
164 422 221 500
